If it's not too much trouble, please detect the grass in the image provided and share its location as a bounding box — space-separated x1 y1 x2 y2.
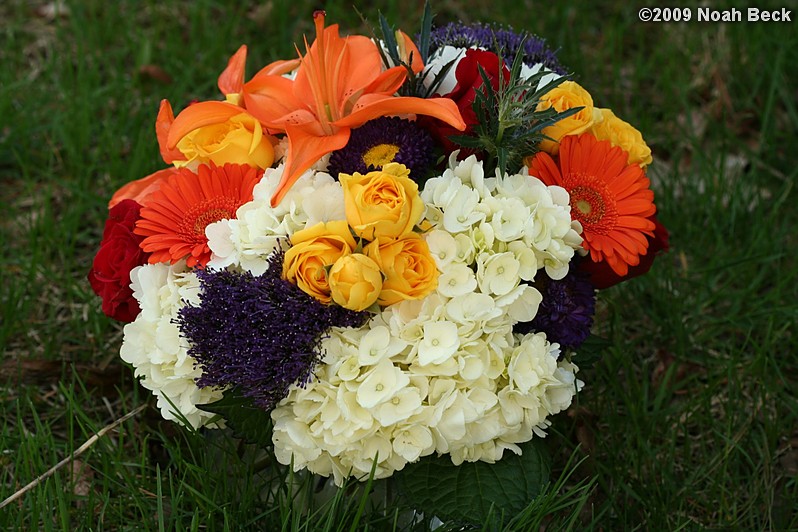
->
1 0 796 529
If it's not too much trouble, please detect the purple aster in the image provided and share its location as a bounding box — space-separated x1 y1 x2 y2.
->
177 251 368 411
514 262 596 349
327 117 436 181
427 22 566 75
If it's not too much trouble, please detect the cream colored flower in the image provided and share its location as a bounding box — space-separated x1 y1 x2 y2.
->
476 252 521 296
418 321 460 366
356 359 410 409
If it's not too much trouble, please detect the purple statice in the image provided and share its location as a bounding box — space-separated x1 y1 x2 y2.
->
427 22 566 74
178 251 368 411
514 262 596 349
327 117 436 181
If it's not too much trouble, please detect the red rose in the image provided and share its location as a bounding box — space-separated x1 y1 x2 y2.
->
422 49 510 155
88 199 150 322
579 216 670 289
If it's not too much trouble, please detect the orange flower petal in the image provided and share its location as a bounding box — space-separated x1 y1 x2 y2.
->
271 124 350 207
166 101 245 150
253 58 302 78
398 30 424 73
109 167 180 208
217 45 247 96
335 94 466 131
360 66 407 98
242 75 310 128
135 163 262 267
156 100 183 164
530 133 656 274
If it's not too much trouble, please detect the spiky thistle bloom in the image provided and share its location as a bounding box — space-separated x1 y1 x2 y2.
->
327 117 436 181
514 263 596 349
178 251 368 410
428 22 566 74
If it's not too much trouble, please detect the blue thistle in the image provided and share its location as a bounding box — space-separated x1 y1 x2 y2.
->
178 251 368 411
428 22 566 74
515 262 596 349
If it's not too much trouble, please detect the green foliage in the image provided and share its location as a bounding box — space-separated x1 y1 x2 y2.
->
372 0 459 99
394 439 551 526
1 0 797 530
198 391 273 448
449 49 580 174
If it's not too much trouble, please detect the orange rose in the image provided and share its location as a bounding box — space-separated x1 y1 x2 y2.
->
537 81 602 155
328 254 383 311
340 163 424 241
365 234 438 306
175 112 275 170
589 108 653 167
283 221 356 304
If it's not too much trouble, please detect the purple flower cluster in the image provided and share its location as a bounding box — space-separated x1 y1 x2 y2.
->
515 263 596 349
327 117 436 180
427 22 566 74
178 251 368 410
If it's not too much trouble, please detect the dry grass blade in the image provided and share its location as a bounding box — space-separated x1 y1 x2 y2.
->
0 404 146 510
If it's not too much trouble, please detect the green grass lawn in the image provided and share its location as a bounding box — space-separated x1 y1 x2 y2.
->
1 0 796 529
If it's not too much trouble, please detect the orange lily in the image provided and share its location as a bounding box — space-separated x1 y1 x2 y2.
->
112 46 295 209
240 11 466 207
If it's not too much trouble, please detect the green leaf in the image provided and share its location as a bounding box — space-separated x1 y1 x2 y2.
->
197 391 273 447
572 334 612 369
394 438 552 526
418 0 433 64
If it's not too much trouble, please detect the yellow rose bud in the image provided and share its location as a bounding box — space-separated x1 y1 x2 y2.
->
365 234 438 306
283 221 356 304
328 254 384 311
537 81 602 155
589 108 653 167
340 163 425 241
176 112 275 169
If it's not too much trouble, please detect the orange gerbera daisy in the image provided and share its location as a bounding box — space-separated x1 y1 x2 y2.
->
134 163 262 268
528 133 656 276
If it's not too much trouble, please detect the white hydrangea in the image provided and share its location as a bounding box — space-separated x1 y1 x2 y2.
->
120 262 224 429
423 154 582 280
206 165 344 275
270 156 584 484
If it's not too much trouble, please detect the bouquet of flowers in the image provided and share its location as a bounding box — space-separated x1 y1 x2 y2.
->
89 4 668 522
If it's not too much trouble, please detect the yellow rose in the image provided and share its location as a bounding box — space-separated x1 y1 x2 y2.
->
365 234 438 306
339 163 424 241
537 81 602 155
175 112 275 169
328 254 384 311
589 108 653 167
283 221 356 304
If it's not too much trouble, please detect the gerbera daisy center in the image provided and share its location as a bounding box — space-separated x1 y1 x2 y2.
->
191 205 235 235
569 185 606 225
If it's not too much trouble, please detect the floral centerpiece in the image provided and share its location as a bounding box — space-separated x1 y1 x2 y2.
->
88 4 668 523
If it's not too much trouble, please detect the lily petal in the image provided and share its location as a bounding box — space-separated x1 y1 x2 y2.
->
270 123 350 207
166 101 244 149
156 100 183 164
254 58 302 77
335 94 466 131
218 45 247 95
361 66 407 97
398 30 424 73
243 75 309 128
